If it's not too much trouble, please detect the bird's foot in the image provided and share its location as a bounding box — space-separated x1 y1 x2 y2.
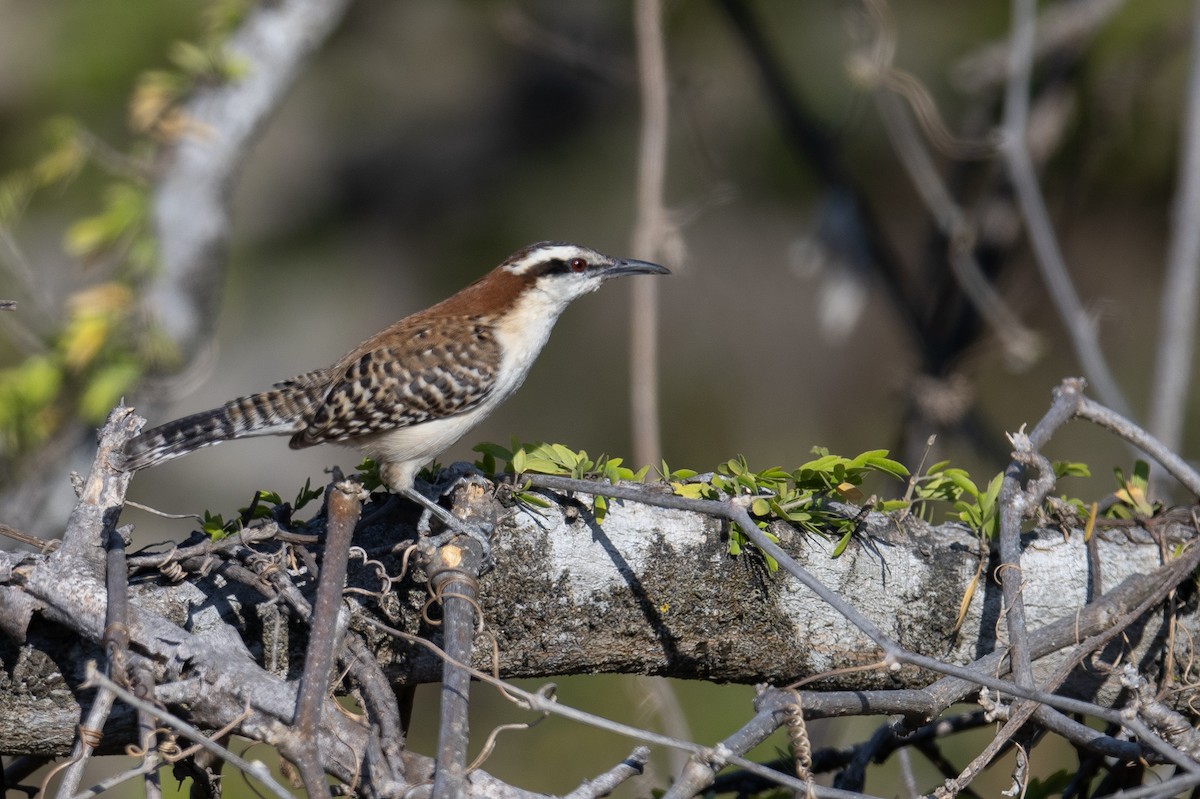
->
401 470 494 566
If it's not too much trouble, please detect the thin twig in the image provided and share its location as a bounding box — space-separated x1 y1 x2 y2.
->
430 540 485 799
1076 395 1200 496
291 480 363 794
944 391 1128 791
48 685 116 799
83 664 293 799
629 0 672 467
951 0 1126 93
0 521 57 552
361 615 875 799
662 688 800 799
57 520 144 791
1001 0 1130 416
66 756 162 799
132 660 163 799
859 1 1038 370
727 498 1198 770
561 747 651 799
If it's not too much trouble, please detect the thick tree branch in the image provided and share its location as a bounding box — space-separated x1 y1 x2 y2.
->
4 457 1197 745
148 0 351 355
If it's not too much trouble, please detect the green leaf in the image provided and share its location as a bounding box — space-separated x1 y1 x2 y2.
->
472 441 513 460
522 457 562 474
550 443 580 469
201 510 230 540
168 40 225 78
78 361 141 422
671 482 709 500
511 487 551 509
355 458 383 492
831 529 853 557
1052 460 1091 479
294 478 323 510
941 468 979 497
862 453 909 479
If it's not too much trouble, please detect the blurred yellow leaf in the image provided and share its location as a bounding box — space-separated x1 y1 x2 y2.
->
65 184 147 259
67 282 133 315
61 283 133 370
61 314 110 371
129 71 181 134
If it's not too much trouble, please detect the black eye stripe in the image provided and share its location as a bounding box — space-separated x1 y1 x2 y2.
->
540 257 590 275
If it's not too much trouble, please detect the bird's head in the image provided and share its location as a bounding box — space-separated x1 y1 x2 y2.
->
502 241 669 306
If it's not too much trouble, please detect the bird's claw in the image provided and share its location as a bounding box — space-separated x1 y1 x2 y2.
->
406 470 495 568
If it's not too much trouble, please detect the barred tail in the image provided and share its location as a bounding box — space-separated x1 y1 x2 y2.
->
121 389 312 471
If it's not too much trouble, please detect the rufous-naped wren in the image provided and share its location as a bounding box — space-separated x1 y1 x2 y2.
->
122 242 668 534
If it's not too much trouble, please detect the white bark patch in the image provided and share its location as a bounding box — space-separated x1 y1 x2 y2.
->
512 494 713 609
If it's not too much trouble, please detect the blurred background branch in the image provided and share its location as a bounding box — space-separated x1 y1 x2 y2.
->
1149 1 1200 454
1001 0 1130 417
629 0 674 468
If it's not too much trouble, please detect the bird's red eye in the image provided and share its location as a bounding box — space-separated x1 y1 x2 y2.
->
568 257 587 272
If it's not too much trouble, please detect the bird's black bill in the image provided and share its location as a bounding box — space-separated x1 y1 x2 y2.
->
606 258 670 277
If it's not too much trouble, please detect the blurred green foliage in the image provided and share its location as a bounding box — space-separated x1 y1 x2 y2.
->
0 0 252 468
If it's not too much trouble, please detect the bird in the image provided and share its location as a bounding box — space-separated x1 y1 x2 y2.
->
122 241 669 540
